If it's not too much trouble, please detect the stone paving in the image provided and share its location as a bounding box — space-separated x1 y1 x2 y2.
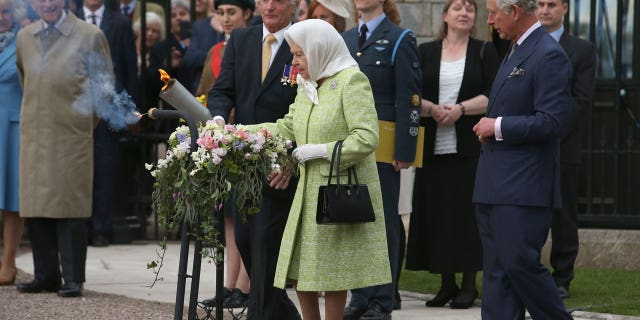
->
11 242 639 320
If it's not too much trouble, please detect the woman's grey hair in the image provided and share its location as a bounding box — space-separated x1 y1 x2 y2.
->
0 0 26 23
497 0 537 15
172 0 191 11
133 12 166 41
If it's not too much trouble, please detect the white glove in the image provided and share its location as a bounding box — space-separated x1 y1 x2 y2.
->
292 144 328 163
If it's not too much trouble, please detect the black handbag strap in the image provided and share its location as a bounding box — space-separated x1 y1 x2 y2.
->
327 140 361 190
327 140 343 186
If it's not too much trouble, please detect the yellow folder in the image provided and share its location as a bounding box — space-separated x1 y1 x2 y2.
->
375 120 425 168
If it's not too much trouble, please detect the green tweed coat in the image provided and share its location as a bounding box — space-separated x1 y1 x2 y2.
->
259 66 391 291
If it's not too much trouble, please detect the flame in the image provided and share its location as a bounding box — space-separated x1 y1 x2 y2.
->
159 69 172 91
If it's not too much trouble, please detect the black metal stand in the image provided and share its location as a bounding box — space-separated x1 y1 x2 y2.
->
148 109 225 320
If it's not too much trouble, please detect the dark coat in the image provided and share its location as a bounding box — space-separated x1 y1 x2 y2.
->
558 31 596 164
78 8 137 98
342 18 422 163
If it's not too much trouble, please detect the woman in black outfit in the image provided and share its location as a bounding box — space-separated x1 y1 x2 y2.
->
405 0 499 309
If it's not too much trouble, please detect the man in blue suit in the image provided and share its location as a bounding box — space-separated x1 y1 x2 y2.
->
342 0 422 319
207 0 301 318
537 0 596 299
79 0 138 247
472 0 574 318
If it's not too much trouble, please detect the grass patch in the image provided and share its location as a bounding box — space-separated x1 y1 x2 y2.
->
399 268 640 316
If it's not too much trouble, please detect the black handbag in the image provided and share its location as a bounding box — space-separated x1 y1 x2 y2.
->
316 140 376 224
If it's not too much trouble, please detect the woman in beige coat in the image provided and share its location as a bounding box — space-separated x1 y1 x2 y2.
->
15 1 113 297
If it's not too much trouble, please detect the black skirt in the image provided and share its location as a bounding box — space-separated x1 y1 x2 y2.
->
405 154 483 273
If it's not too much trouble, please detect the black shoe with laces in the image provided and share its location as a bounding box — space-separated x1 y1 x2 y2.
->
223 288 249 308
343 305 367 320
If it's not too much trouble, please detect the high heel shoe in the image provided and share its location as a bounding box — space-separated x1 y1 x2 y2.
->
425 286 460 307
0 269 17 286
449 289 478 309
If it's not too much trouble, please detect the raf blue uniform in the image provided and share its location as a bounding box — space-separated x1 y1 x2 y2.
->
343 15 422 317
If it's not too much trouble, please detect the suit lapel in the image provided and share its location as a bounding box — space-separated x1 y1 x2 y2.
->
488 28 543 115
361 18 391 51
100 10 113 35
343 28 358 55
259 38 291 92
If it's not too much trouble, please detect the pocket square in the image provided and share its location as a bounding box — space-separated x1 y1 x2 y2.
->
508 67 525 78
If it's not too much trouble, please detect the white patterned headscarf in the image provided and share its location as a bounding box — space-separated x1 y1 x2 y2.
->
284 19 357 104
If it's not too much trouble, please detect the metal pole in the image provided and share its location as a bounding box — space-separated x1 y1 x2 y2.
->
147 109 201 320
188 225 203 319
175 219 191 320
215 209 225 320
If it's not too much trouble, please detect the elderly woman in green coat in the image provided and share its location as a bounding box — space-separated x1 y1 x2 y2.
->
251 19 391 320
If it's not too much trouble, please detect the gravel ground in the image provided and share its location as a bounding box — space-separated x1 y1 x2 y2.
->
1 268 177 319
0 268 240 320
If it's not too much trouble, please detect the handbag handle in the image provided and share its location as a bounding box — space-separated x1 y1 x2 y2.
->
326 140 362 196
327 140 343 186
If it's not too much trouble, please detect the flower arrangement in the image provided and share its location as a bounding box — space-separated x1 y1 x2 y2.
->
145 120 294 282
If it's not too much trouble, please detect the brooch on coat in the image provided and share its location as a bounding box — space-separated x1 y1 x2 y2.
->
281 64 298 87
508 67 525 78
329 79 338 90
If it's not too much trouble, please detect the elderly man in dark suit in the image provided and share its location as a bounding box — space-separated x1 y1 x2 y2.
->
472 0 574 318
341 0 422 318
206 0 301 318
78 0 138 247
537 0 596 299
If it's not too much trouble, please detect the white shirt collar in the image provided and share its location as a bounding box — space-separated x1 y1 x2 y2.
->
515 20 542 47
43 10 67 30
83 5 105 22
262 23 290 44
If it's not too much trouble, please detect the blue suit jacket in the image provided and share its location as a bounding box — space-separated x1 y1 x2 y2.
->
343 18 422 163
472 26 572 208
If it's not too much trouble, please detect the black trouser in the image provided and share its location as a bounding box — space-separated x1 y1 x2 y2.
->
27 218 88 284
551 163 580 288
91 120 119 240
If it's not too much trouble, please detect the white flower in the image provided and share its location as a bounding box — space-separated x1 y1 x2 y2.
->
145 163 153 170
212 155 222 165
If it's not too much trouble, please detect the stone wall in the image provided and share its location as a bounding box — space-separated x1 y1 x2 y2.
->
395 0 490 45
541 229 640 270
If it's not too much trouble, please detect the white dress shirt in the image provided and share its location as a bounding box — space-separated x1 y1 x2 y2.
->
83 5 105 27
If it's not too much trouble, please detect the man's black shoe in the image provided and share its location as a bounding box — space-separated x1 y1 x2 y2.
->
201 287 230 307
343 305 367 320
393 292 401 310
91 234 110 247
16 279 61 293
57 282 83 297
558 285 570 299
223 288 249 308
360 304 391 320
